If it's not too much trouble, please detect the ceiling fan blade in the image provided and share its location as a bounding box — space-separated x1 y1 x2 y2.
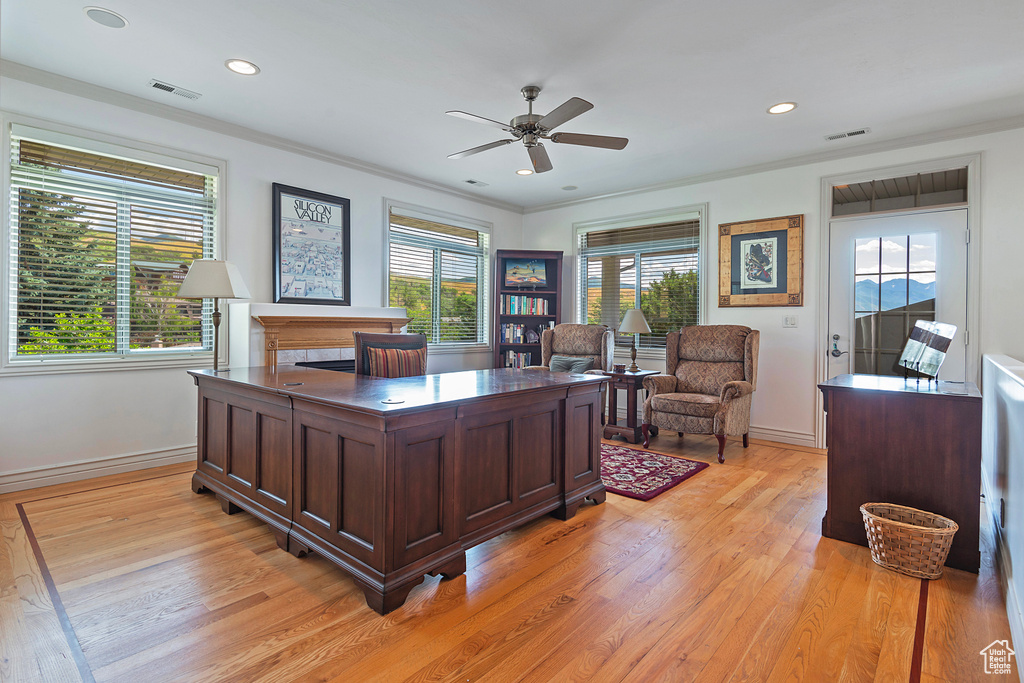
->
447 139 513 159
537 97 593 132
446 110 516 133
550 132 629 150
528 144 553 173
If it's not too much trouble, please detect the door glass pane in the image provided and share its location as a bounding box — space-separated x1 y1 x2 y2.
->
855 238 879 274
855 275 879 315
852 232 936 376
880 236 908 273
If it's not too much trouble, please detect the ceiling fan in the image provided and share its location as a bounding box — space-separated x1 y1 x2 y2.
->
446 85 628 174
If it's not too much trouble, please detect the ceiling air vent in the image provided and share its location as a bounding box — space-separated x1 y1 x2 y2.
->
147 79 202 101
825 127 871 142
464 179 489 187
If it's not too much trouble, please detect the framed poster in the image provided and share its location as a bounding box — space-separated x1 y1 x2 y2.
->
272 183 351 305
718 214 803 307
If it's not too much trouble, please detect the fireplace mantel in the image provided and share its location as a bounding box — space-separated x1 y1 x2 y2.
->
254 315 409 369
228 304 410 369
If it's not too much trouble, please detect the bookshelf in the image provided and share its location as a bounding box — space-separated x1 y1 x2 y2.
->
493 249 563 368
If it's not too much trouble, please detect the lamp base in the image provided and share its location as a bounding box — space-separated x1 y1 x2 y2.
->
627 342 640 372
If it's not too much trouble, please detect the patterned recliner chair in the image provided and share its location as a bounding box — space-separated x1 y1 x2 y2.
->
641 325 759 463
536 323 614 373
526 323 614 420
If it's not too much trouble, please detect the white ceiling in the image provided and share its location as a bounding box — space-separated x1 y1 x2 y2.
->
2 0 1024 210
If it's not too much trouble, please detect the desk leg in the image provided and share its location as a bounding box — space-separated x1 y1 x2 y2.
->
602 381 620 439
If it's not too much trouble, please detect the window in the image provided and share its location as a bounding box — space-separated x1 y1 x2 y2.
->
6 127 218 365
387 206 489 345
578 214 701 350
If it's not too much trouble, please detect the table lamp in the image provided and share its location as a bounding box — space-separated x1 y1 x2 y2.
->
178 259 251 372
619 308 651 372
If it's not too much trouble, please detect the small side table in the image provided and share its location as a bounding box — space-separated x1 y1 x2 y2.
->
602 369 660 444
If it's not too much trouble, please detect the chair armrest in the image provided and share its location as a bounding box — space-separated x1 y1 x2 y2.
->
720 380 754 403
642 374 678 396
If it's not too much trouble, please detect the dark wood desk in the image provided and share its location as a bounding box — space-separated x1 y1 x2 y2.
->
602 369 660 443
189 367 606 613
818 374 981 573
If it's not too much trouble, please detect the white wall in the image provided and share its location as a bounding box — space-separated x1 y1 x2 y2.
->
0 77 523 488
3 73 1023 486
523 127 1024 446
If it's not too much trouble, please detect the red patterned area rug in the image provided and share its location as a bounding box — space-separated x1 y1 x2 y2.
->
600 443 709 501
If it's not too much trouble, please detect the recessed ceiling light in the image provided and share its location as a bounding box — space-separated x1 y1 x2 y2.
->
84 6 128 29
767 102 797 115
561 185 578 191
516 169 533 176
225 59 260 76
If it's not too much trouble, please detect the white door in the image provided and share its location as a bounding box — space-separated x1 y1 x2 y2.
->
826 208 968 382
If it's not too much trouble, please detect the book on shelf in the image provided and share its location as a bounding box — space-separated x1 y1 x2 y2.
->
500 322 552 344
501 294 550 315
503 350 533 368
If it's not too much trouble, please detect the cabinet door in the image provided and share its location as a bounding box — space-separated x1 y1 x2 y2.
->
197 385 292 520
512 399 562 508
392 421 458 568
292 409 385 569
459 394 563 534
564 385 602 492
460 410 515 534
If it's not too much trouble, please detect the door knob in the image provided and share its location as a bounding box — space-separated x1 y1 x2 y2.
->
831 334 848 358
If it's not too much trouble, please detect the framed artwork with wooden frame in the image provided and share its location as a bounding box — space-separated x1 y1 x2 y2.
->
718 214 803 307
272 183 351 305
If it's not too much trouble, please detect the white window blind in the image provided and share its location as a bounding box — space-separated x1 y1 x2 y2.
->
578 219 700 349
388 209 489 344
7 133 217 362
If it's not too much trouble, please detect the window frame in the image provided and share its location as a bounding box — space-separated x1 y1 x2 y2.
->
1 115 226 376
573 203 708 357
383 199 491 352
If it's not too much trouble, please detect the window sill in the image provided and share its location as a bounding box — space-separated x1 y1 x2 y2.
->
428 343 491 355
0 353 217 378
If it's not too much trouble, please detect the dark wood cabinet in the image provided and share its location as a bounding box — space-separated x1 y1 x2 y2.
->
493 249 563 369
191 366 605 614
818 374 981 572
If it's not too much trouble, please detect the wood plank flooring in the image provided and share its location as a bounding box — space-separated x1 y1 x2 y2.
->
0 435 1016 682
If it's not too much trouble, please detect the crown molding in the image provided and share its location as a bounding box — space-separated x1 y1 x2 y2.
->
6 60 1022 218
524 114 1024 214
0 60 524 214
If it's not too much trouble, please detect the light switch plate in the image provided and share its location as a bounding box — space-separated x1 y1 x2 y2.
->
783 315 798 328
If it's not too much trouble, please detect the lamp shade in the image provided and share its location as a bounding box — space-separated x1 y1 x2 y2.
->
178 259 251 299
619 308 652 334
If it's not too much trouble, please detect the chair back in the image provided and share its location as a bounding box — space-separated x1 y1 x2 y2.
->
541 324 614 371
353 331 428 377
665 325 759 396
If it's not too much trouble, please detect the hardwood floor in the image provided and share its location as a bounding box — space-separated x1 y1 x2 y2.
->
0 435 1015 682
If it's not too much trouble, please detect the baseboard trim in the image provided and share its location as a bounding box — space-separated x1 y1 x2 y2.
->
981 465 1024 679
0 445 196 494
747 425 817 449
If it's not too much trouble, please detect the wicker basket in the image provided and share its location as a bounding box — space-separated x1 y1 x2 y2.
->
860 503 959 579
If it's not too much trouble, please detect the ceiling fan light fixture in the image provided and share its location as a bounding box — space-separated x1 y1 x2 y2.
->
446 86 627 174
767 102 797 115
516 169 534 176
226 59 260 76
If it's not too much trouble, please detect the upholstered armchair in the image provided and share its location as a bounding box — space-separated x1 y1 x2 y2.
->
531 323 614 373
641 325 759 463
525 323 614 420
